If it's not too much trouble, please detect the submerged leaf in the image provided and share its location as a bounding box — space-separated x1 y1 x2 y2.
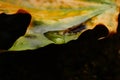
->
0 0 119 51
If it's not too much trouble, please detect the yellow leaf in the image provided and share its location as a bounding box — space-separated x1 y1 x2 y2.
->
0 0 119 50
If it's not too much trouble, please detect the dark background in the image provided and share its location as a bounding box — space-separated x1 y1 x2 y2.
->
0 12 120 80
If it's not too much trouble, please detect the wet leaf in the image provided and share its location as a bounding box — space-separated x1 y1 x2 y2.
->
0 0 119 51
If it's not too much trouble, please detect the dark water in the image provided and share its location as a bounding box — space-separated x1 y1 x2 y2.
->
0 12 120 80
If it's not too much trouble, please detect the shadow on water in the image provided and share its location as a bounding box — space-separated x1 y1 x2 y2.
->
0 13 120 80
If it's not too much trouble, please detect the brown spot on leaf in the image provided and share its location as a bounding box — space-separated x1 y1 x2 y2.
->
16 9 30 14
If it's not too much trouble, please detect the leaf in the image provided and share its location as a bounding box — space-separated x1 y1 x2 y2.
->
0 0 119 51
